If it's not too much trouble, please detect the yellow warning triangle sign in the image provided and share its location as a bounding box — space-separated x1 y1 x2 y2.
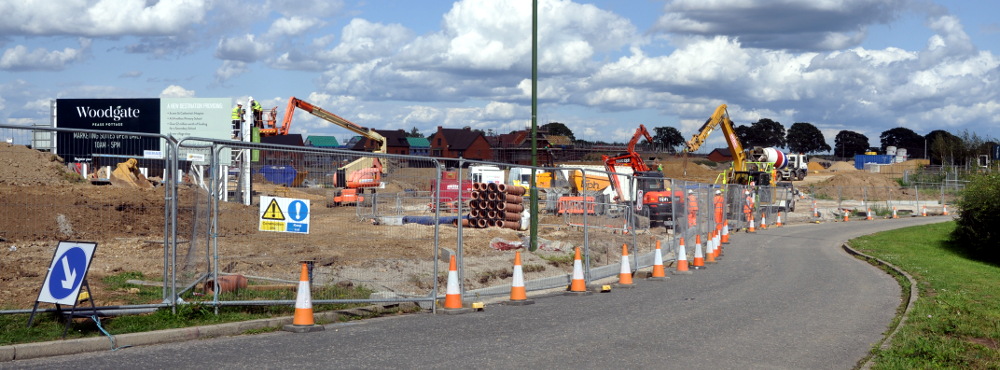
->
262 199 285 220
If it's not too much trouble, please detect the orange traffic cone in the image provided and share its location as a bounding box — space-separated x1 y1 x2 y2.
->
692 235 706 270
566 247 592 295
713 230 722 258
672 238 692 275
508 251 535 305
892 206 898 219
943 204 949 216
616 244 634 287
706 234 717 264
721 222 730 244
760 213 767 230
813 201 819 218
866 208 873 221
775 212 783 227
922 206 927 217
748 216 756 233
843 211 849 222
284 262 324 332
648 240 667 280
443 255 466 311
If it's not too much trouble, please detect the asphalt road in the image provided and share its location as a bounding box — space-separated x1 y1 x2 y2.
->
8 217 949 369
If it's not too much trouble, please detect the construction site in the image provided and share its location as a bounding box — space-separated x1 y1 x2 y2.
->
0 100 959 316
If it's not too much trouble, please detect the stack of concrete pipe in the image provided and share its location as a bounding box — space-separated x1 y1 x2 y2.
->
453 182 525 229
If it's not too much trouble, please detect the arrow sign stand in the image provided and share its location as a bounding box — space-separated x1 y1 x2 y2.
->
27 241 98 338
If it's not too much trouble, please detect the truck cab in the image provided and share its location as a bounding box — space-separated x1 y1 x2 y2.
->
779 154 809 181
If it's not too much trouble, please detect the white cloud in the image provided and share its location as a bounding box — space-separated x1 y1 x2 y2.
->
0 0 209 37
0 39 90 71
215 34 272 62
267 16 323 37
319 19 412 63
215 60 249 82
160 85 195 98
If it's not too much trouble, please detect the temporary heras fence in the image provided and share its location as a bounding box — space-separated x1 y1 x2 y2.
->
0 123 181 314
0 122 968 316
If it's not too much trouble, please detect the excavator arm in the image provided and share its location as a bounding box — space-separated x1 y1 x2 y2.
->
684 104 748 180
601 124 656 201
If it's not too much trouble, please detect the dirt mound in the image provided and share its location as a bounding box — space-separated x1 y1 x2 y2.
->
827 161 856 172
804 171 903 200
0 143 81 186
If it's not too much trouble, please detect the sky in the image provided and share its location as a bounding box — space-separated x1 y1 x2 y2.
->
1 0 999 152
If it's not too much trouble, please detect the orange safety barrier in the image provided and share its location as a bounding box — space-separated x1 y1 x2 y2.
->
557 197 596 214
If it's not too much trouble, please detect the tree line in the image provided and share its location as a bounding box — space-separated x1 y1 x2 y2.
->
406 120 996 166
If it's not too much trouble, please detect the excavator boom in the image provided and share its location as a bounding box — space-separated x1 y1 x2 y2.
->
684 104 748 182
282 97 386 153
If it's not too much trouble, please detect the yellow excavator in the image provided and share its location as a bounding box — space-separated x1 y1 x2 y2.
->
683 104 782 186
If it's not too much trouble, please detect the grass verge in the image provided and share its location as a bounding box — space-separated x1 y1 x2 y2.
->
849 221 1000 369
1 272 421 346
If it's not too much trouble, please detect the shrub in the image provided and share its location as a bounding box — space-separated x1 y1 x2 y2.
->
950 172 1000 263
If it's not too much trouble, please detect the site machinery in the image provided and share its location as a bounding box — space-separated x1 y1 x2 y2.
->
684 104 797 211
601 124 681 227
280 97 387 205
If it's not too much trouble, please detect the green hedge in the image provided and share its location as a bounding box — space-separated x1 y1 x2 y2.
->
951 172 1000 263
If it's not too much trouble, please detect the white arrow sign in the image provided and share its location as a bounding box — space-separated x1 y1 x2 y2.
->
61 255 76 289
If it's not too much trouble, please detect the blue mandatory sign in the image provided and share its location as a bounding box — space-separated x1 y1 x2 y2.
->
49 247 87 300
288 200 309 222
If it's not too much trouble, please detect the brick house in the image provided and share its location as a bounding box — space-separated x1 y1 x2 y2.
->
429 126 492 161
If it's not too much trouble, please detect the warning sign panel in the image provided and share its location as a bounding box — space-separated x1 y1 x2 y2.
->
259 196 309 233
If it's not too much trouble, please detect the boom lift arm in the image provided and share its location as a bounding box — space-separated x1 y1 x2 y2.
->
281 97 387 153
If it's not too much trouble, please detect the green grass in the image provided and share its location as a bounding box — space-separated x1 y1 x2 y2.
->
849 221 1000 369
0 271 411 346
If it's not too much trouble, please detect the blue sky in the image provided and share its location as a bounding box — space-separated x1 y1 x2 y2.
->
2 0 998 152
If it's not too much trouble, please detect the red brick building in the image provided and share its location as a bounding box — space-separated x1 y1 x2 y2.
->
430 126 492 161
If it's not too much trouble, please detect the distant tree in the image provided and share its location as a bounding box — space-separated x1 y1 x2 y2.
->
880 127 924 158
834 130 870 158
735 118 785 148
652 126 685 153
541 122 575 141
925 129 961 165
406 127 423 138
785 122 831 154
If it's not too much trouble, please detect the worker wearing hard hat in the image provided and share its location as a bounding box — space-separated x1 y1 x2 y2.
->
713 189 725 226
250 97 263 128
231 103 244 132
686 189 698 229
743 190 755 225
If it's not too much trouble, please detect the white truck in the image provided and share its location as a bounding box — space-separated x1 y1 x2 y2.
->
778 154 809 181
468 165 505 184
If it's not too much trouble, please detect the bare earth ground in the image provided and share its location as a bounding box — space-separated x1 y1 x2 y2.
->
0 145 916 309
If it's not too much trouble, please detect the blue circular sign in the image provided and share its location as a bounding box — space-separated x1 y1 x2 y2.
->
49 247 87 299
288 200 309 222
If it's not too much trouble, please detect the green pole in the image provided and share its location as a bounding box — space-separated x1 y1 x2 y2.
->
529 0 538 252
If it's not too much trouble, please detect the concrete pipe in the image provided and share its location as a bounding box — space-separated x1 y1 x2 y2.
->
504 193 523 204
505 185 526 196
476 218 489 228
505 203 525 213
487 191 498 201
504 212 521 222
496 183 507 193
500 220 520 229
487 182 499 192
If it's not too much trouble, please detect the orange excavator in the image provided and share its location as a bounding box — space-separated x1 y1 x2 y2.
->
601 124 681 228
280 97 387 205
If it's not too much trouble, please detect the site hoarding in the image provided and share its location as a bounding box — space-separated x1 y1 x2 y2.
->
55 98 233 165
55 98 161 162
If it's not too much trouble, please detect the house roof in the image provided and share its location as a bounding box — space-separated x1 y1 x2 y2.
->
406 136 430 148
436 127 485 150
305 135 339 147
544 134 573 146
374 129 410 148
